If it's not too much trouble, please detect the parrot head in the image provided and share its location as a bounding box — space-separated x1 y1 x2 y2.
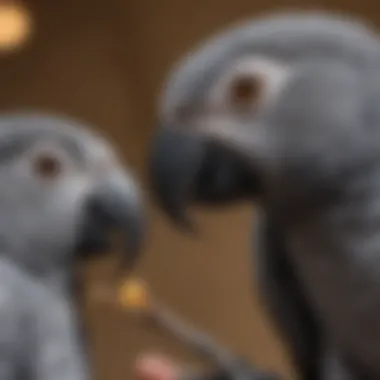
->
0 113 145 277
149 11 380 226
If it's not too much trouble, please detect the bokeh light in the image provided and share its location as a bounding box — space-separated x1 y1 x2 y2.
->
0 2 32 54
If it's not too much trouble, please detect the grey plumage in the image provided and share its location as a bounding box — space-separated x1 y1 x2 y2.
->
0 113 145 379
149 11 380 380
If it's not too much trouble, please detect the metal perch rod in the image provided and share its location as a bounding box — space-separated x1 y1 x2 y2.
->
117 278 278 380
146 302 240 369
119 278 241 370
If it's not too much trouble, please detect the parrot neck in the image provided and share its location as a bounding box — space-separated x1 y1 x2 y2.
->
0 234 77 287
265 146 380 224
278 164 380 376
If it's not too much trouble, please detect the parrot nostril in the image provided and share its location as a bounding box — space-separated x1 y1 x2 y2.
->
33 153 62 179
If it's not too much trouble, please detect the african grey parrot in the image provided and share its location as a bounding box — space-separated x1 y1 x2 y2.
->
148 11 380 380
0 113 144 379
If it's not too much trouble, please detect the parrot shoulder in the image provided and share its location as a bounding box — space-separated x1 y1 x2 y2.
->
0 258 34 377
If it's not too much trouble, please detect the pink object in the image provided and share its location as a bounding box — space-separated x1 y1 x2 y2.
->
135 354 180 380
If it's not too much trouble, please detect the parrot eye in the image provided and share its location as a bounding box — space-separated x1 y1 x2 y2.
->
208 57 289 113
229 74 265 108
32 152 63 179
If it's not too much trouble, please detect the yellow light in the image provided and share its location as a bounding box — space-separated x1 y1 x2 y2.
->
118 277 150 311
0 2 32 53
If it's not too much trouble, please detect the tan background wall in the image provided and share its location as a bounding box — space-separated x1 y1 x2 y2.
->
0 1 379 379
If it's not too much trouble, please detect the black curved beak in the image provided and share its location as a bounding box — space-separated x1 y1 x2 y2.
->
83 172 145 273
149 128 206 230
149 128 259 230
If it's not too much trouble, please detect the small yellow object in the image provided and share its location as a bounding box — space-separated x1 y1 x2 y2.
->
118 277 150 311
0 3 32 53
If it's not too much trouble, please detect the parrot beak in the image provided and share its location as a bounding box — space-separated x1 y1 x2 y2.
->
149 128 205 231
149 127 259 231
81 172 145 273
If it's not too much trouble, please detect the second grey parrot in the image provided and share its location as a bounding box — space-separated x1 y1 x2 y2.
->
149 11 380 380
0 113 145 379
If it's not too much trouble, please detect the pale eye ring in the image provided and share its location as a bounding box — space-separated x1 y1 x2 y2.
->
32 152 63 179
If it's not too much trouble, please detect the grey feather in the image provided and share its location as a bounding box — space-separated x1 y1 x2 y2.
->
0 112 145 379
161 11 380 115
152 10 380 380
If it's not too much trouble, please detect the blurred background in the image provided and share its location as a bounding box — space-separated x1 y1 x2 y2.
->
0 0 378 379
